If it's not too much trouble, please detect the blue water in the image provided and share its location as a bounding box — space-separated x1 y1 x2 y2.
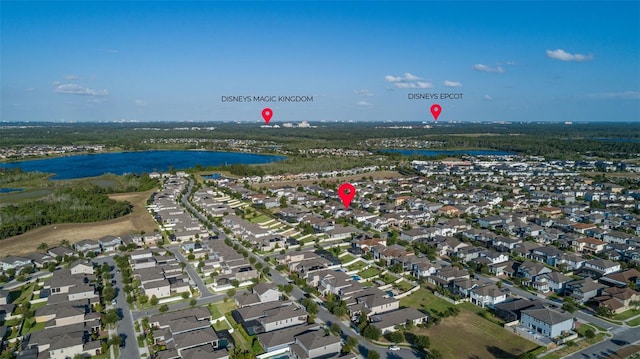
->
382 149 516 156
0 188 23 193
0 151 285 180
352 275 361 280
202 173 222 180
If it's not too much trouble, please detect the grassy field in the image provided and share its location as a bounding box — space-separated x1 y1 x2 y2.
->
417 310 538 359
398 288 536 358
0 188 158 257
399 287 455 313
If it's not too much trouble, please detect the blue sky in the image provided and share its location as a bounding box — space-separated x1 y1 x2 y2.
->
1 1 639 123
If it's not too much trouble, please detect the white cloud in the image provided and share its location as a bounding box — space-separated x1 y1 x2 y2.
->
354 89 373 97
64 74 80 81
357 101 372 106
473 64 504 73
384 75 403 82
444 80 462 87
506 61 515 65
415 81 433 88
394 81 433 89
54 83 108 96
386 73 432 89
484 94 493 100
546 49 593 62
586 91 639 100
404 72 421 81
135 99 148 106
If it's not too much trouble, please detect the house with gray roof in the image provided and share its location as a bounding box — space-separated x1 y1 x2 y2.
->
289 331 342 359
369 307 429 333
520 308 574 339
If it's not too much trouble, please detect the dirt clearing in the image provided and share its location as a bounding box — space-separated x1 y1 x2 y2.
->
0 189 158 257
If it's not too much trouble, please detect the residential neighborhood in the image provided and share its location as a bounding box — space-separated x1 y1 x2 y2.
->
2 154 640 359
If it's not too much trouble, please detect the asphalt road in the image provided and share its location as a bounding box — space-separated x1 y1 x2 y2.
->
93 255 139 359
166 246 213 298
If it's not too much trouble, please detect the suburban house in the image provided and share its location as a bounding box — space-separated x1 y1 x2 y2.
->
289 330 344 359
469 284 508 308
369 307 429 333
565 278 607 303
520 308 574 339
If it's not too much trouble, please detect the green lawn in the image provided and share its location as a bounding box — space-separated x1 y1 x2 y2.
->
415 310 538 359
394 280 415 292
347 261 367 271
9 282 36 305
613 308 640 321
250 215 271 224
399 287 454 314
628 316 640 327
359 267 382 279
208 304 222 319
214 300 238 316
213 320 230 331
381 273 397 284
340 254 356 264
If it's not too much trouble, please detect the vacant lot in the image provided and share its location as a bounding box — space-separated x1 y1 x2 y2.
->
400 288 538 358
0 189 158 257
417 310 538 359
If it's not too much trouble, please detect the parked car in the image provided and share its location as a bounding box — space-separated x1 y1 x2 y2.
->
388 345 400 351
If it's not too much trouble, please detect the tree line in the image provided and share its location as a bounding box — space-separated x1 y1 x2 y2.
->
0 186 132 239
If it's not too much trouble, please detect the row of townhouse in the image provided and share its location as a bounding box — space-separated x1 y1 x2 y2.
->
129 249 191 299
230 284 357 359
21 261 104 359
149 307 229 359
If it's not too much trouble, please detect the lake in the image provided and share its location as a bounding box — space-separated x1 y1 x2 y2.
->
0 151 285 180
382 149 516 156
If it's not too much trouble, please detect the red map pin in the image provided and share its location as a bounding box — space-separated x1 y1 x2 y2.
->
430 104 441 122
262 108 273 125
338 183 356 209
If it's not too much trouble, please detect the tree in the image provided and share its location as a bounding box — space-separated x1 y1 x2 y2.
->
385 331 404 343
181 292 190 299
414 334 431 351
562 299 577 313
190 298 197 307
367 350 380 359
342 336 358 354
103 309 120 325
37 242 48 250
362 325 381 340
227 288 236 298
108 334 122 347
330 322 341 335
596 306 613 318
159 304 169 313
149 295 159 306
103 286 116 302
584 328 596 339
